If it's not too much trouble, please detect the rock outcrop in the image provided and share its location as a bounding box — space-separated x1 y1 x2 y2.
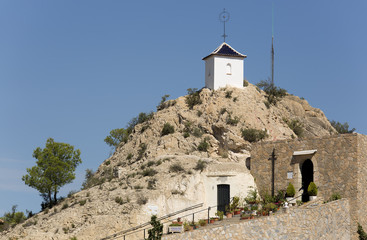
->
1 84 336 240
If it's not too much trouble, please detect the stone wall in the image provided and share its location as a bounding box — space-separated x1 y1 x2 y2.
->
250 133 367 239
162 198 351 240
357 135 367 237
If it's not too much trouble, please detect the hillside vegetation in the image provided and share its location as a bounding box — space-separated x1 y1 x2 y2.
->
1 83 337 240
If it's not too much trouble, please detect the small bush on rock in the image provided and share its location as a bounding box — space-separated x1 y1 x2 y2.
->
197 138 209 152
194 160 207 172
161 123 175 136
241 128 268 143
185 88 202 109
284 118 304 137
142 168 158 177
169 163 185 173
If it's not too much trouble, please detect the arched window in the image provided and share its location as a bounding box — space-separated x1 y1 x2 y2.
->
226 63 232 75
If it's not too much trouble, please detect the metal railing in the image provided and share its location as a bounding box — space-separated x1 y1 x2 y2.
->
100 203 204 240
101 198 235 240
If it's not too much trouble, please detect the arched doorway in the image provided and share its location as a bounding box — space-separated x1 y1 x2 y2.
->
217 184 230 213
301 159 314 202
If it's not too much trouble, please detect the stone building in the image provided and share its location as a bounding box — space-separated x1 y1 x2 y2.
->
250 133 367 238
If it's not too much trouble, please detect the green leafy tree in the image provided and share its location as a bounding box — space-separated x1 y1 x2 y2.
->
147 215 163 240
330 120 356 134
22 138 82 208
104 128 129 149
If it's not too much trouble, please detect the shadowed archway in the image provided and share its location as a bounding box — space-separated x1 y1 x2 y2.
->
301 159 314 202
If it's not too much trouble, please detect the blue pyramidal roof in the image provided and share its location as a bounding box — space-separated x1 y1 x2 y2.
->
202 42 246 60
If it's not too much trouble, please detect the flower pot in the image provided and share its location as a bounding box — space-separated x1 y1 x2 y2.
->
226 213 233 219
234 210 241 215
210 219 215 224
309 196 317 201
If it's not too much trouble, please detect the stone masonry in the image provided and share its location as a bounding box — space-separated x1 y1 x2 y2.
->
250 133 367 239
162 198 351 240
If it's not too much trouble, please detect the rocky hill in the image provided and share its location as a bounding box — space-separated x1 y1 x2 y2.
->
1 84 336 240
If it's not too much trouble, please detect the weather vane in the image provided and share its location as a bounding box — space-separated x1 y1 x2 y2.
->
219 9 230 42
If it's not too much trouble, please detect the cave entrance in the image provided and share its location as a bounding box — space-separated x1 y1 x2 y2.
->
301 159 314 202
217 184 230 213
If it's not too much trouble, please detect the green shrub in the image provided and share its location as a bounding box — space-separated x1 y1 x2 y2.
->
142 168 158 177
61 203 69 210
70 237 78 240
197 138 209 152
147 215 163 239
169 163 185 173
137 195 148 205
215 210 224 220
243 80 249 87
225 90 232 98
115 196 124 205
147 161 155 167
256 79 287 106
194 160 207 172
286 183 296 197
358 223 367 240
284 118 303 137
161 123 175 136
196 110 203 117
147 178 157 190
226 114 239 126
183 132 190 138
104 128 129 149
328 192 341 202
192 128 203 137
137 143 147 160
185 88 202 109
264 203 277 212
220 108 227 115
105 160 110 165
233 97 238 102
126 153 133 160
241 128 268 142
79 200 87 206
307 182 318 196
330 120 356 134
157 94 170 111
171 189 184 195
134 185 143 190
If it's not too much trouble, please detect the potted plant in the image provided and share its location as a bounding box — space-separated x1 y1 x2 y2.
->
183 221 190 232
168 222 184 233
209 217 216 224
308 182 318 201
250 205 258 215
286 182 296 204
234 208 241 215
245 187 259 205
225 205 233 218
240 213 251 220
198 219 207 227
215 210 224 221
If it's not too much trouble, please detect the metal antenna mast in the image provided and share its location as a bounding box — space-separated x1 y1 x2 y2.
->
271 4 275 86
219 9 230 42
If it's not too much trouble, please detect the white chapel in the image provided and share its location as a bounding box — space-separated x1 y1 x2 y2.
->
202 42 247 90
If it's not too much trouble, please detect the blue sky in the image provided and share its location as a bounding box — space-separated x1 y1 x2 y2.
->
0 1 366 216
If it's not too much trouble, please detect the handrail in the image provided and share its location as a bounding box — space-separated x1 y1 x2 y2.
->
102 197 236 240
100 203 203 240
